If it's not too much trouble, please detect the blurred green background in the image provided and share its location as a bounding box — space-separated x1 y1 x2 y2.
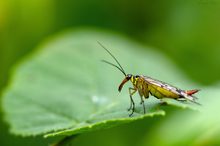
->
0 0 220 145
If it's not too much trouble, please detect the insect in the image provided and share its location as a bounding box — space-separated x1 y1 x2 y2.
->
99 42 200 116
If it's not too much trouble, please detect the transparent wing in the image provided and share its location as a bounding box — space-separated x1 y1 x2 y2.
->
142 75 182 95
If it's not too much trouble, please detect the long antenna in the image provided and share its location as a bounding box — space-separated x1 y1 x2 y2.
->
98 41 126 76
101 60 126 76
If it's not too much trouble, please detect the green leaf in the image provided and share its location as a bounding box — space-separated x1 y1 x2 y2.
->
2 29 200 138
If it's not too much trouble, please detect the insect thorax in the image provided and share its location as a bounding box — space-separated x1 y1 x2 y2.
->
130 75 140 86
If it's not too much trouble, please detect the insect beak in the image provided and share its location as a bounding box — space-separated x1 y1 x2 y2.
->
118 77 129 92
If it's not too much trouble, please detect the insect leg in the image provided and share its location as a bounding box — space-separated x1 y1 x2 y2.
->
140 97 146 114
140 83 148 114
128 87 137 116
128 87 136 111
138 90 146 114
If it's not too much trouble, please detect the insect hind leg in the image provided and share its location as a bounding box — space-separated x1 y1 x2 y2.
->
128 87 137 116
140 99 146 114
138 91 146 114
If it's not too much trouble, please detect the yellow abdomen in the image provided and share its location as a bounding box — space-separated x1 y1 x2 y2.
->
149 84 179 99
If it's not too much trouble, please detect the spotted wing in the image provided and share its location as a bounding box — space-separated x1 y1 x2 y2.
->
141 75 197 102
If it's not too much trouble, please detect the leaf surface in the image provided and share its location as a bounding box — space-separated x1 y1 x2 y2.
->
2 29 200 137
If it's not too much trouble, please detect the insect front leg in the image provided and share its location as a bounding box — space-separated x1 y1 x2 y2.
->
128 87 137 117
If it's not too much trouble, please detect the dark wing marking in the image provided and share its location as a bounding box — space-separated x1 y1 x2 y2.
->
142 75 182 95
141 75 197 102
